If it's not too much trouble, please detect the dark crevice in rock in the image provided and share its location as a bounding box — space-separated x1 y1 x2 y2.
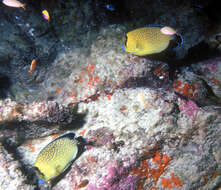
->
0 75 11 99
1 137 39 187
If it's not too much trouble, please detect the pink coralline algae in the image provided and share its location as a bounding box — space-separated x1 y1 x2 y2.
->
179 99 199 118
86 162 138 190
203 58 219 73
87 127 115 147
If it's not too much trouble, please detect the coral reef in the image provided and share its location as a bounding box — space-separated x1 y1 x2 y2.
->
192 57 221 99
9 87 219 190
0 99 78 142
0 143 34 190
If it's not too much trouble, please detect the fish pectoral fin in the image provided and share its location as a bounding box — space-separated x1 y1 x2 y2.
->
55 165 63 173
135 44 141 52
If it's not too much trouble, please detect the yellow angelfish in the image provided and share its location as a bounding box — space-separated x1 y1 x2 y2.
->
34 132 78 182
122 27 176 56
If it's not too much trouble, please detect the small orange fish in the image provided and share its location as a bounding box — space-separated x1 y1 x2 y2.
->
79 129 86 136
29 59 37 73
2 0 26 10
77 179 89 188
56 88 61 93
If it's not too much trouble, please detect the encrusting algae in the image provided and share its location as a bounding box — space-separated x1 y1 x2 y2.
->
131 151 184 189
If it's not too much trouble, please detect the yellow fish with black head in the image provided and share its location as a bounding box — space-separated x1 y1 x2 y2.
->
122 26 177 56
34 132 78 182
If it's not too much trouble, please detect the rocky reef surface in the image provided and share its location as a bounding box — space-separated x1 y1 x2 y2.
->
1 0 221 190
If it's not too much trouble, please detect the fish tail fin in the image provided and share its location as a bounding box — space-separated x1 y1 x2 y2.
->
173 33 184 49
178 33 184 46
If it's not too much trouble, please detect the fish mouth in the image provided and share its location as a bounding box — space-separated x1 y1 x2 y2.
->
38 179 45 185
121 45 125 51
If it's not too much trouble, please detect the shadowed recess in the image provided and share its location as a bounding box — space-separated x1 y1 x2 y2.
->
0 75 11 99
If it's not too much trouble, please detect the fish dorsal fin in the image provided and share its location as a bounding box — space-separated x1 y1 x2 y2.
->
51 132 76 143
147 24 164 28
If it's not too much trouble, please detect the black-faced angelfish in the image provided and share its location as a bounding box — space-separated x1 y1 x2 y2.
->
2 0 26 10
34 132 78 182
122 26 182 56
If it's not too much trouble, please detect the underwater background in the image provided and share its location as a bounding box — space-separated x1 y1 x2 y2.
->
0 0 221 189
